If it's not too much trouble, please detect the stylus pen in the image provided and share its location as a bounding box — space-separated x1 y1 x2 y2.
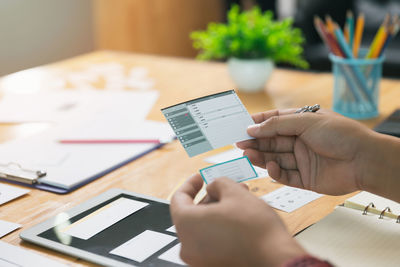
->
59 139 162 144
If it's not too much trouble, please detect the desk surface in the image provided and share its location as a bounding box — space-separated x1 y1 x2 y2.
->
1 51 399 266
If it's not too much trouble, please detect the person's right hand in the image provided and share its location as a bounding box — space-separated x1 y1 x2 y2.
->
237 109 376 195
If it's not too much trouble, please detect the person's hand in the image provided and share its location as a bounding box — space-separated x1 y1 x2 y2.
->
170 174 306 267
236 109 374 195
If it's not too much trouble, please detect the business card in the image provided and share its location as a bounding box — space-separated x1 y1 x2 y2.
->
200 156 258 184
161 90 254 157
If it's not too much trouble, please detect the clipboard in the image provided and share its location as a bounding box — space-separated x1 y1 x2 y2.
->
0 121 175 194
0 143 165 194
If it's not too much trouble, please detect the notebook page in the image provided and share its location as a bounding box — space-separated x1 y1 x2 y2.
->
345 191 400 219
296 206 400 267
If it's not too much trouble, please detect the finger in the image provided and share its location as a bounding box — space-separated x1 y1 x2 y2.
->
244 149 298 170
198 193 214 204
206 177 241 201
236 136 295 153
243 149 267 168
251 109 298 124
240 183 249 191
266 161 305 189
171 174 204 214
248 113 320 138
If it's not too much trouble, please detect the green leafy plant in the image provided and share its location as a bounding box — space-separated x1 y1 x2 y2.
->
191 5 309 68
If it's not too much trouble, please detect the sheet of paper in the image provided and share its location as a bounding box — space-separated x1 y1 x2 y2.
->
0 90 158 123
200 156 258 184
62 198 148 240
110 230 176 263
162 90 254 157
159 243 186 265
261 186 322 213
0 241 68 267
204 148 270 178
0 183 30 206
166 225 176 233
58 120 175 143
0 220 21 238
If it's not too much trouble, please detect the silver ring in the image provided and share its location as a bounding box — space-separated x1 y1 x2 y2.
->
295 104 320 113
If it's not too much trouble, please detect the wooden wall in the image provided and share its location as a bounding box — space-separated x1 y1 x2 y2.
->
93 0 225 58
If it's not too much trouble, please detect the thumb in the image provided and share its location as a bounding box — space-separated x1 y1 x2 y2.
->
206 177 243 201
247 113 320 138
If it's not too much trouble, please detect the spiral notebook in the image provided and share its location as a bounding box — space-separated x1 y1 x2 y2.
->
295 191 400 267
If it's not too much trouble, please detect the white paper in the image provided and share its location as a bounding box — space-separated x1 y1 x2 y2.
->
261 186 322 213
110 230 176 263
166 225 176 233
159 243 186 265
162 91 254 157
0 241 68 267
205 148 269 178
0 90 158 123
58 120 175 143
0 220 21 238
200 157 257 184
0 183 30 206
62 198 148 240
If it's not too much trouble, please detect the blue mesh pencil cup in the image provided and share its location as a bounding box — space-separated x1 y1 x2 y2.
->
329 51 384 119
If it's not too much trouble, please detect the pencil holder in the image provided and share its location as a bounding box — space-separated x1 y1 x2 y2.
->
330 51 384 119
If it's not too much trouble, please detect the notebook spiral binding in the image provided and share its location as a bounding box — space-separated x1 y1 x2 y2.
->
362 202 400 223
362 202 375 215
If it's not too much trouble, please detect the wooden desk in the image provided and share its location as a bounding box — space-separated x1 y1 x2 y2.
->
1 51 399 266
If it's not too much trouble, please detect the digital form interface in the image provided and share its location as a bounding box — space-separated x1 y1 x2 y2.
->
162 90 254 157
200 156 258 184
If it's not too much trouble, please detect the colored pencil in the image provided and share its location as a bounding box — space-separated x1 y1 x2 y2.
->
379 20 400 57
325 15 336 37
366 14 390 58
353 13 365 57
314 17 344 57
347 10 355 48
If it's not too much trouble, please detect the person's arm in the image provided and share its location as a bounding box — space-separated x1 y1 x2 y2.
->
237 109 400 202
170 174 306 267
360 130 400 202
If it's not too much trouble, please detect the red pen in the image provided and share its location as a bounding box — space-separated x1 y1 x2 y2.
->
59 139 162 144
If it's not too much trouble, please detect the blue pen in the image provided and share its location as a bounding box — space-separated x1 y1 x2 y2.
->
334 26 375 109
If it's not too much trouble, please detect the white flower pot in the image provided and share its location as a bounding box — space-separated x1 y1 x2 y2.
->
227 58 274 92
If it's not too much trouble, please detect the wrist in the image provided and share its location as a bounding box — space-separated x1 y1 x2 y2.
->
281 254 333 267
358 131 400 201
257 235 306 267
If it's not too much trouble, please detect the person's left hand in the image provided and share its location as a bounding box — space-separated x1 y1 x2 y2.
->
170 174 306 267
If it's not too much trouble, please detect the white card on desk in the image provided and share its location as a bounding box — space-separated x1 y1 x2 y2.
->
159 243 186 265
200 156 258 184
0 183 29 206
204 148 270 178
0 241 68 267
62 197 149 240
162 90 254 157
0 220 21 238
110 230 176 263
261 186 322 213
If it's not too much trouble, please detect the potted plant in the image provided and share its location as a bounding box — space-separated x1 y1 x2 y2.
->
191 5 308 92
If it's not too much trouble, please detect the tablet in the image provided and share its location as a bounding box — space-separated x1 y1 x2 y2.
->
20 189 185 267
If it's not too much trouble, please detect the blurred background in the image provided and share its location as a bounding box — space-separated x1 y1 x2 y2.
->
1 0 399 77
